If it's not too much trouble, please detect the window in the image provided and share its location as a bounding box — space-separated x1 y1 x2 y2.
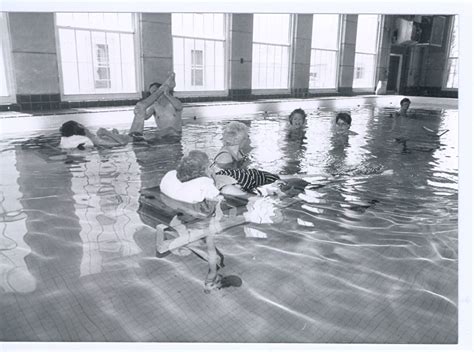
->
309 15 340 89
55 13 137 96
94 44 111 89
444 16 458 89
0 13 15 103
172 14 226 92
191 50 204 86
0 30 9 97
353 15 379 89
252 14 291 90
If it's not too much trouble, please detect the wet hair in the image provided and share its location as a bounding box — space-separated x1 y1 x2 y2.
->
289 108 307 124
335 112 352 126
222 121 249 146
400 98 411 106
149 82 162 90
60 120 86 137
176 150 210 182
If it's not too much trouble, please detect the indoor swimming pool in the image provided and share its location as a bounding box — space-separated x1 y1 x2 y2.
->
0 96 458 343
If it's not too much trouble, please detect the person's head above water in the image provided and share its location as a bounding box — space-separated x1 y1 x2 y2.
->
400 97 411 111
289 108 307 127
176 150 211 182
222 121 250 149
149 82 161 91
335 112 352 127
150 81 175 96
60 120 86 137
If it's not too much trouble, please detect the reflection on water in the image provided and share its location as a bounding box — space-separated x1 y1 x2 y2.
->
0 148 36 293
0 102 458 343
71 150 143 277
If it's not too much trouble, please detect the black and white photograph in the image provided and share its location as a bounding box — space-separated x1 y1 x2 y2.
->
0 0 472 351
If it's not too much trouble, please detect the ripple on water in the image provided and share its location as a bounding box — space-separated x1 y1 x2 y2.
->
0 103 458 343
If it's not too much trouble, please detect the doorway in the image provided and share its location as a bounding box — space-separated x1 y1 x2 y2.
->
387 54 403 93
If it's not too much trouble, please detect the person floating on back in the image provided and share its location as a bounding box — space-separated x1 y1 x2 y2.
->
59 120 130 149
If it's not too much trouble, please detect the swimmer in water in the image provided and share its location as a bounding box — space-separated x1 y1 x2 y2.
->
288 108 307 130
129 72 182 140
335 112 358 135
212 121 252 170
59 120 130 149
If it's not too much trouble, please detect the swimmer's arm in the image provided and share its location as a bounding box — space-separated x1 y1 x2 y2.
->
214 151 234 167
144 105 156 120
133 102 154 123
84 128 127 147
96 128 130 146
389 117 397 132
83 128 102 147
219 184 249 197
163 90 183 111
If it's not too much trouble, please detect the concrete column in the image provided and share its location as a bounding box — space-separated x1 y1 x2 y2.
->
338 15 358 94
140 13 173 93
9 13 60 95
228 14 253 100
290 14 313 97
376 15 393 87
421 16 453 89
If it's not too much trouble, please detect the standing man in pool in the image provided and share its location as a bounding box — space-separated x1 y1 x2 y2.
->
129 72 183 139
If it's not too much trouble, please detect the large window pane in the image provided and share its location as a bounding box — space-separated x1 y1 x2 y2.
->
355 15 379 54
252 14 291 89
353 53 376 89
353 15 379 89
445 59 458 89
56 13 137 95
172 13 226 92
57 12 132 32
310 49 338 88
444 16 458 89
0 38 9 96
253 14 290 45
1 13 13 99
310 14 340 89
120 34 137 93
311 14 339 50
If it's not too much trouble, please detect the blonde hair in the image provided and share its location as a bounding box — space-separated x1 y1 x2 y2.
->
222 121 249 146
176 150 210 182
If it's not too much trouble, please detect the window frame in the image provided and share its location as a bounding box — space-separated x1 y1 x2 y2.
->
442 15 459 91
352 14 382 93
54 13 142 102
251 14 294 94
171 13 229 97
308 14 342 93
0 13 16 105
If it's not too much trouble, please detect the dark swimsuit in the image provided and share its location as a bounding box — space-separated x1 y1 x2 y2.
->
215 169 280 192
213 149 279 192
212 149 247 169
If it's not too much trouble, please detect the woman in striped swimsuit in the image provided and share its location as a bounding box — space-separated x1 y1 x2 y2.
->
213 121 251 169
211 121 282 196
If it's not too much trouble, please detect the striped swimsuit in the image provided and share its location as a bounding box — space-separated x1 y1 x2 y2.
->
215 168 280 192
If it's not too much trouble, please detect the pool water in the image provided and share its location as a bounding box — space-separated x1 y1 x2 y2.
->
0 99 458 343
